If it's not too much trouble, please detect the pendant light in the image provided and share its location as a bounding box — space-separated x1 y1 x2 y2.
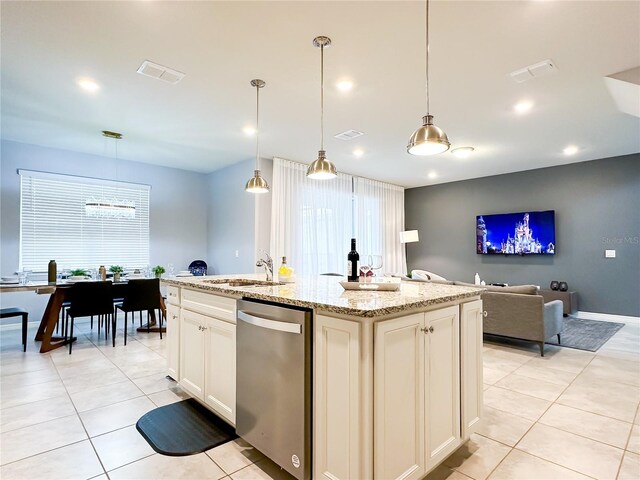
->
245 79 270 193
307 36 337 180
86 131 135 219
407 0 450 156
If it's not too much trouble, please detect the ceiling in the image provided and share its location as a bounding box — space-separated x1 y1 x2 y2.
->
2 1 639 188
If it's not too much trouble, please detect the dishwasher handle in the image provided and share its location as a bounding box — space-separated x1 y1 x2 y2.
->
237 310 302 334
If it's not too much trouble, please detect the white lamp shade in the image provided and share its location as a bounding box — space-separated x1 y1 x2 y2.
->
399 230 419 243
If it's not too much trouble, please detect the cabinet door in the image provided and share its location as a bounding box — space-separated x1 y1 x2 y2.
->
179 309 206 400
166 303 180 381
460 300 483 440
204 317 236 425
425 306 461 470
374 313 426 480
315 315 363 480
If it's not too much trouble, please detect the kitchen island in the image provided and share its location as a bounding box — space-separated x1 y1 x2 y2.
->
162 274 484 480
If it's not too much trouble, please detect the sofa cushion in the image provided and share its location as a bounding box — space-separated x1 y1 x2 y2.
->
454 281 538 295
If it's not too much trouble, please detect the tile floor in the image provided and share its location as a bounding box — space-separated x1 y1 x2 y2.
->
0 313 639 480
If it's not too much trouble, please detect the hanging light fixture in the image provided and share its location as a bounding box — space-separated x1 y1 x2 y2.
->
307 36 337 180
407 0 450 156
245 79 270 193
86 131 136 219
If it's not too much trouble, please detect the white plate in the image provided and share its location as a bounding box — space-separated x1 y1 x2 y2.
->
339 281 400 291
1 276 18 282
0 279 19 285
176 273 194 277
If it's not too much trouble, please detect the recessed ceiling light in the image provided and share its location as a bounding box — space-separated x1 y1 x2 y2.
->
243 126 256 136
77 77 100 93
353 148 364 157
514 100 533 114
336 80 354 92
451 147 475 158
563 145 578 156
428 171 438 180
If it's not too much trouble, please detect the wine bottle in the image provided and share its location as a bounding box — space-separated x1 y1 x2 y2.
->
47 260 57 285
347 238 359 282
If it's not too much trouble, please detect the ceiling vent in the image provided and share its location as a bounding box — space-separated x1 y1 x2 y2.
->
509 59 557 83
137 60 185 84
334 129 364 141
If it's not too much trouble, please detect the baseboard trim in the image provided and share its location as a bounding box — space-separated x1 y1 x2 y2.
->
575 311 640 324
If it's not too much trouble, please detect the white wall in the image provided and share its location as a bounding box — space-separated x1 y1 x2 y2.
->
206 158 258 274
0 140 209 319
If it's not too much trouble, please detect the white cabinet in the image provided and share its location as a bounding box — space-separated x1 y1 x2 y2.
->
178 289 237 426
374 305 464 479
166 303 180 380
204 316 236 425
314 315 365 480
460 300 483 440
179 308 207 399
425 306 460 470
374 313 426 480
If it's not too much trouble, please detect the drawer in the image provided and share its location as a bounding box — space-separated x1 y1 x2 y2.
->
167 286 181 306
166 303 180 322
181 288 237 323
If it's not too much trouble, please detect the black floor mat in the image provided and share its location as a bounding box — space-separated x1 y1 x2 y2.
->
136 398 237 456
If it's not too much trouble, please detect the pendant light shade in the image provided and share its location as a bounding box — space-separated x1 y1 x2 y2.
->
245 170 270 193
407 0 450 156
307 36 337 180
407 115 450 155
245 79 270 193
307 150 337 179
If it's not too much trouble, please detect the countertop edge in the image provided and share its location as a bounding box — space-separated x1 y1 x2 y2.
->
162 277 484 318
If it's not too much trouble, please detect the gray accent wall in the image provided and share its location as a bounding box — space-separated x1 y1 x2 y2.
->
405 154 640 316
0 140 209 319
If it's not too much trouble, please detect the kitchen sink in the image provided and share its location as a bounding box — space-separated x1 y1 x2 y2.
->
203 278 282 287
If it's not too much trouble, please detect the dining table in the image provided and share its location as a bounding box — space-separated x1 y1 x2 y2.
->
0 279 166 353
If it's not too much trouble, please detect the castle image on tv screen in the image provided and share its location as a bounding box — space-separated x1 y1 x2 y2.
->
476 211 555 255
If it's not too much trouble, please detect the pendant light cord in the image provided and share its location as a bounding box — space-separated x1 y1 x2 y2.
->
320 43 325 151
425 0 430 115
255 84 260 171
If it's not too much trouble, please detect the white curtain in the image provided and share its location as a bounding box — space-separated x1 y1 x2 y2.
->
271 158 353 276
354 177 406 275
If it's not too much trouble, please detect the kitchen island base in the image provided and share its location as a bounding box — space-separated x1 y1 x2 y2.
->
163 276 483 480
315 300 483 480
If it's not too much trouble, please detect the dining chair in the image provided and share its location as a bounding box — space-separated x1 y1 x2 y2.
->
65 281 115 354
0 307 29 352
115 278 164 346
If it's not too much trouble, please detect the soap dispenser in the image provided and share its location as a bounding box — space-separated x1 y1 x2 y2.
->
278 257 295 283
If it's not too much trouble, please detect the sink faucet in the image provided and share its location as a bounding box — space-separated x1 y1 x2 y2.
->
256 250 273 281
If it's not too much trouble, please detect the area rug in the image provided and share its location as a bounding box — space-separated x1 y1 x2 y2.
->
545 317 624 352
136 398 237 456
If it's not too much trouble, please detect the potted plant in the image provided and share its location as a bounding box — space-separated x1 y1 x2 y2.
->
109 265 124 282
152 265 165 279
69 268 88 280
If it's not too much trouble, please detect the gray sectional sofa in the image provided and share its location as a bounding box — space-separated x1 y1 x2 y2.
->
405 272 563 356
454 282 563 356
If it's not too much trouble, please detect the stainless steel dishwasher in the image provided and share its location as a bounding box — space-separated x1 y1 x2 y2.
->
236 298 312 480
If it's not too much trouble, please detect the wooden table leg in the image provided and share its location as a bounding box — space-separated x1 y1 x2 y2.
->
35 292 57 341
36 288 76 353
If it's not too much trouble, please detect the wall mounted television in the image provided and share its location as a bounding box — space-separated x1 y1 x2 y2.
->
476 210 555 255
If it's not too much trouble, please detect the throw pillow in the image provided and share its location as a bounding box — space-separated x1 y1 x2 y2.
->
411 270 448 282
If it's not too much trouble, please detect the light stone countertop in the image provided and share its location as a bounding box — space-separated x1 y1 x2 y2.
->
162 274 483 318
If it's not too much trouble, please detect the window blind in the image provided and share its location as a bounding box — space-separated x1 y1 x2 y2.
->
19 170 150 271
